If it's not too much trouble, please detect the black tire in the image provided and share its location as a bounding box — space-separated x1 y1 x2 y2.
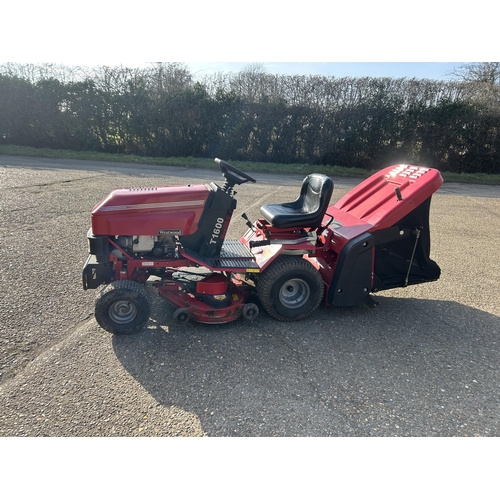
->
95 280 150 335
173 307 191 325
256 256 324 322
241 302 259 321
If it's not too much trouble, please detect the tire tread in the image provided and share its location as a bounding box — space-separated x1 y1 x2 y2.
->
257 256 324 322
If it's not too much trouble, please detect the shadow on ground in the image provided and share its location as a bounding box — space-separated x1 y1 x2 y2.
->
112 294 499 436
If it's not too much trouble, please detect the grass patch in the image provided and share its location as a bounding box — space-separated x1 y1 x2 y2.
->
1 144 499 185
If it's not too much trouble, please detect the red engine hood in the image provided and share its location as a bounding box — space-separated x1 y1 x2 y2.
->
91 184 210 236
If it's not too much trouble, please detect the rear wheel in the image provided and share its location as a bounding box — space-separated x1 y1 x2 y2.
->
257 257 324 321
95 280 150 335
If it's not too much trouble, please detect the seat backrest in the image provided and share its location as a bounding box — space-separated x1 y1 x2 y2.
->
260 173 333 229
302 174 328 213
301 172 332 209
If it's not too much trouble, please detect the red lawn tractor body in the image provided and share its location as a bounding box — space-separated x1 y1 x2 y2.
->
83 159 443 334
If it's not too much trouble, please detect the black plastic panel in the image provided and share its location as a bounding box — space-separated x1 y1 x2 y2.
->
328 233 374 307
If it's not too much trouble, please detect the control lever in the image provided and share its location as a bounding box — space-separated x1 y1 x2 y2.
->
241 212 254 230
249 240 271 248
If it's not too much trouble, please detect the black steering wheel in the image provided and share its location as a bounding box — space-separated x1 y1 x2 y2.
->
214 158 257 186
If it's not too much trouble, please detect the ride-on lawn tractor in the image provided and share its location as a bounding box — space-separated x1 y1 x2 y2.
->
82 159 443 334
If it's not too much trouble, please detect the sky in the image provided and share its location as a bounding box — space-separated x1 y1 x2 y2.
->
1 2 494 82
185 62 459 81
0 60 462 82
0 59 468 82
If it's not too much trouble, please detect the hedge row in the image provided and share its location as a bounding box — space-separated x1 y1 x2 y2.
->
1 63 499 173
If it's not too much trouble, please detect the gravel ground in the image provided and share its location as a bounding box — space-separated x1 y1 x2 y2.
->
0 155 499 437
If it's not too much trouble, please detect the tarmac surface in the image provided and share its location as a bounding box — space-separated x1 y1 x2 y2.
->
0 154 499 436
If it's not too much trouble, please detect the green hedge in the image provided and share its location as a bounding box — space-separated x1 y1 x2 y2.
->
1 64 499 174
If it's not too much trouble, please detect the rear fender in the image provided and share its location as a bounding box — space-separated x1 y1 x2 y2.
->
327 233 374 307
241 221 318 272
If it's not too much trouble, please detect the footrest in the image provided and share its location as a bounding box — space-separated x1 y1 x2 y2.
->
182 240 260 271
219 240 254 259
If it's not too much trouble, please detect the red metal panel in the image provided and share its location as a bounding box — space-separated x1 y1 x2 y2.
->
333 165 443 230
91 184 209 236
196 274 228 295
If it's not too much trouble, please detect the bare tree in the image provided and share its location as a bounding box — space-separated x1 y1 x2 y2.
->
449 62 500 85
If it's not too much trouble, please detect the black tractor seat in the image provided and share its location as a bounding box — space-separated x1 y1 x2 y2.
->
260 173 334 229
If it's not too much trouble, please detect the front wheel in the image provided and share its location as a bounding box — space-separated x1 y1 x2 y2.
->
173 307 191 325
241 302 259 321
95 280 151 335
256 257 324 322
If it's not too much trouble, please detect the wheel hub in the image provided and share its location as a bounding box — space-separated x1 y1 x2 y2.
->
109 300 137 324
279 279 310 309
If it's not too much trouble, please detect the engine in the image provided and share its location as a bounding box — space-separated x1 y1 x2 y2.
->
115 234 177 258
